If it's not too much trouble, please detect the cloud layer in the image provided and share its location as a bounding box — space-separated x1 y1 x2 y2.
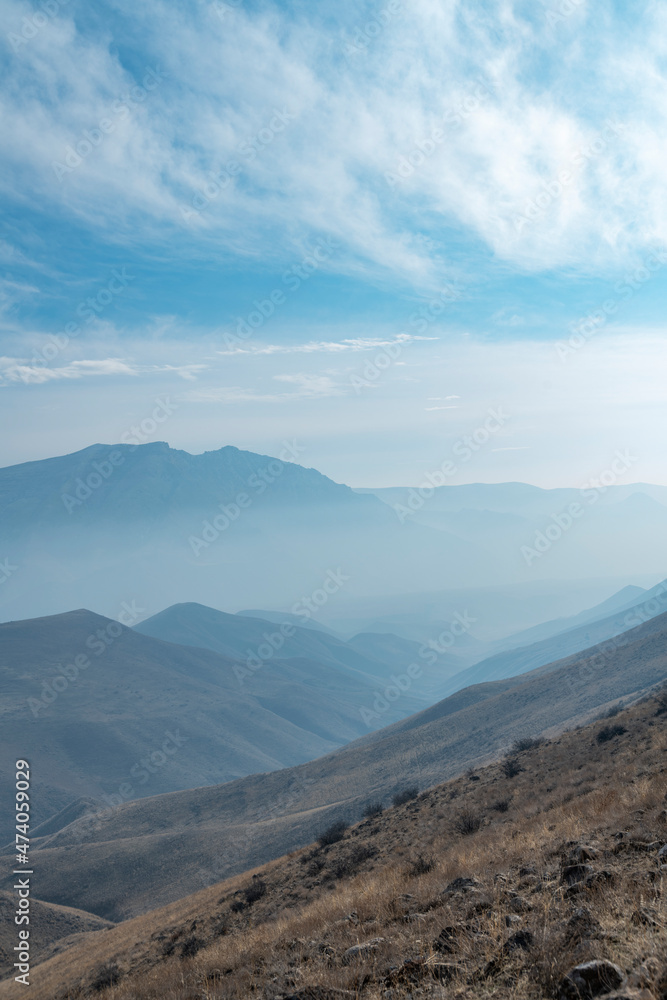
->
4 0 667 290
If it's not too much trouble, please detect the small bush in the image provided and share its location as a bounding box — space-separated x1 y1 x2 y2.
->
502 757 524 778
392 786 419 807
408 853 434 876
330 844 377 879
596 723 627 743
456 809 484 835
363 800 384 818
492 798 510 813
605 703 623 718
244 878 267 905
512 736 545 753
318 819 349 846
229 899 245 913
180 935 203 958
90 962 121 992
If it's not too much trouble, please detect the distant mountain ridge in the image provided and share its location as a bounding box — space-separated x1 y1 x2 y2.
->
0 442 486 623
2 442 666 628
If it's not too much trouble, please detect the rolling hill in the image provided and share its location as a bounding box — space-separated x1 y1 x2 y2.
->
0 608 425 842
436 578 667 698
9 607 667 922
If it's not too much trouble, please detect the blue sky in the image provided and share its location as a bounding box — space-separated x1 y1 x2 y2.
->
1 0 667 486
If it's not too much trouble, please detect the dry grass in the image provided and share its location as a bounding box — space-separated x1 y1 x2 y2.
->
3 692 667 1000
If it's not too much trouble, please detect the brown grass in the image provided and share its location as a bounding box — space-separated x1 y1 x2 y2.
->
3 692 667 1000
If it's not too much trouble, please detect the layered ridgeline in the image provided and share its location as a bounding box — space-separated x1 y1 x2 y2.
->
1 441 666 627
0 442 483 623
0 608 432 843
8 607 667 922
360 478 667 583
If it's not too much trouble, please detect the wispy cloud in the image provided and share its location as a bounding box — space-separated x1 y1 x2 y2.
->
217 334 437 356
0 357 206 385
4 0 667 290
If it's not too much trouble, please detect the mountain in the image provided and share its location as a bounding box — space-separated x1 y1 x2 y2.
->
2 442 665 633
134 601 460 699
487 581 648 651
359 480 667 515
11 607 667 922
236 608 341 637
360 481 667 583
0 442 489 624
316 577 646 646
437 578 667 697
8 690 667 999
0 608 425 842
135 602 419 682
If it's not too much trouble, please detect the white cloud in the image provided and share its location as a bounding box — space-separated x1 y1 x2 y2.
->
273 372 342 397
0 356 206 385
5 1 667 286
217 334 437 356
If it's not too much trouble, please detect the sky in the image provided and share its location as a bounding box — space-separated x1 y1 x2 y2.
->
1 0 666 487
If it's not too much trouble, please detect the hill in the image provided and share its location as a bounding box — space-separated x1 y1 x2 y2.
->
5 689 667 999
0 609 424 842
9 607 667 922
437 579 667 698
0 894 112 976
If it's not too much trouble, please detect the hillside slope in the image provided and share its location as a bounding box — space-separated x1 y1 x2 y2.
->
10 608 667 921
0 609 424 841
5 690 667 1000
437 579 667 698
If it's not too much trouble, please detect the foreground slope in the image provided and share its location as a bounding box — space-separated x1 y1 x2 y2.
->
5 690 667 1000
11 608 667 921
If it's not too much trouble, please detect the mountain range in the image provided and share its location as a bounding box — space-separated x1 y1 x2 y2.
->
1 442 665 632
